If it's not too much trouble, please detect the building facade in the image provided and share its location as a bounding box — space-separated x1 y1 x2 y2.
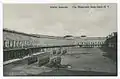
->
104 32 117 49
74 37 106 47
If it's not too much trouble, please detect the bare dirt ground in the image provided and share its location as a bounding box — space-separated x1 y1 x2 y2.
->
3 47 117 76
61 47 116 73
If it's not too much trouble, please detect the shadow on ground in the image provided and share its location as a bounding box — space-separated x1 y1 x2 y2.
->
27 69 117 76
100 47 117 63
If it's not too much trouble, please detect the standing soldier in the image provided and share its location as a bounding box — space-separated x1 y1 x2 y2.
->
55 56 62 69
53 49 56 55
57 48 61 55
62 49 67 55
49 55 62 69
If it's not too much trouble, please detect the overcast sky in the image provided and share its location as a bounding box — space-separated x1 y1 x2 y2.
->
3 3 117 37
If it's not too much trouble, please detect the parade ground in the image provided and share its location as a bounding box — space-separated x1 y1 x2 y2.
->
3 47 117 76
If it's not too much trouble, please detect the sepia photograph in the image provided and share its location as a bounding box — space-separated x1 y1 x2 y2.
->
3 3 117 76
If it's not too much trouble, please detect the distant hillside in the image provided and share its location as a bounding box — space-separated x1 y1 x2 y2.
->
3 28 64 39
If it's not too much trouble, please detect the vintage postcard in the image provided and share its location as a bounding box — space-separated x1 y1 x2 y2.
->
3 3 117 76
